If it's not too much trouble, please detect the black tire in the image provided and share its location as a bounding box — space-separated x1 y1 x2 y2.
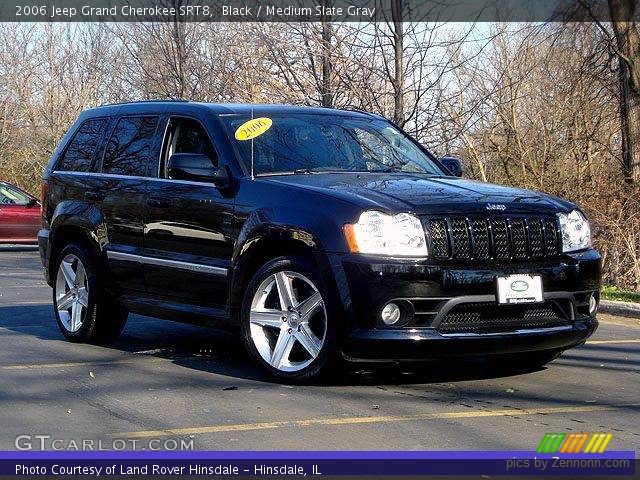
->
489 349 563 371
52 242 128 343
240 256 340 383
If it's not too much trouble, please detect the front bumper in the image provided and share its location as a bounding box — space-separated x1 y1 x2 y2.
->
343 318 597 361
325 249 601 361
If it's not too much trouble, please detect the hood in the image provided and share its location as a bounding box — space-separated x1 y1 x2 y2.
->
265 172 574 215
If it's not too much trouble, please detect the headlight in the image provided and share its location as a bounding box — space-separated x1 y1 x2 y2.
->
557 210 591 252
343 211 428 256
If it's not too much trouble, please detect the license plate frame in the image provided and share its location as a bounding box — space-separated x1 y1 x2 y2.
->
496 274 543 304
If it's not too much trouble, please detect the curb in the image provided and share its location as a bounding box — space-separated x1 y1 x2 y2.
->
599 300 640 319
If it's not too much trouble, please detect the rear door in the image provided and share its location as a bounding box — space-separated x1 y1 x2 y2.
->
143 115 234 309
97 115 162 293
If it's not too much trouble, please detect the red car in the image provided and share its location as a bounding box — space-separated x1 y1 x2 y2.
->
0 181 41 244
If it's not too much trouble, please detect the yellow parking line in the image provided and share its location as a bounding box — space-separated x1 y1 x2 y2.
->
114 404 619 439
586 339 640 345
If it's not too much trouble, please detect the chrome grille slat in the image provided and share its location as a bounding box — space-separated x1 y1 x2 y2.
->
527 218 544 258
471 218 490 259
429 219 450 259
510 218 527 259
544 218 559 256
451 218 471 259
490 218 510 259
427 215 562 261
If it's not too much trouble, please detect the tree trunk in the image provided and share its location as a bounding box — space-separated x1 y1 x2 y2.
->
608 0 640 182
320 2 333 108
391 0 404 125
171 0 187 98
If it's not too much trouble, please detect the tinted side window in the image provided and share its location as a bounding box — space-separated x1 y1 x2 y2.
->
57 119 107 172
102 116 159 177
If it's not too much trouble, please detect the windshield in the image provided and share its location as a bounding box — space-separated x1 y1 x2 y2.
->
221 113 444 176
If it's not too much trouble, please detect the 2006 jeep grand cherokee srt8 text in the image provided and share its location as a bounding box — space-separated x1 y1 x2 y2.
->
38 101 601 381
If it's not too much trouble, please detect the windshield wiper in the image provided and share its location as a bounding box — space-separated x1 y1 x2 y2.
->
292 167 348 174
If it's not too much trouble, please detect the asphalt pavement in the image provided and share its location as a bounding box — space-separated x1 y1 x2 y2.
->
0 248 638 452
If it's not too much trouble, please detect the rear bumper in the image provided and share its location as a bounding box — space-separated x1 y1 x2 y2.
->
325 249 601 361
37 229 51 285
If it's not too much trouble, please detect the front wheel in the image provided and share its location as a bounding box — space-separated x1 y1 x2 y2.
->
241 256 338 382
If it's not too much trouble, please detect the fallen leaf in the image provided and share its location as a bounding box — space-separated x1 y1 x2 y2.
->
66 409 71 414
89 371 95 379
505 388 515 393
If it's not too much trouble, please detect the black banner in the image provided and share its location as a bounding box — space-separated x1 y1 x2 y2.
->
0 0 629 23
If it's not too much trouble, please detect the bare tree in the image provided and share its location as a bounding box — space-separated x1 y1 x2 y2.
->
608 0 640 181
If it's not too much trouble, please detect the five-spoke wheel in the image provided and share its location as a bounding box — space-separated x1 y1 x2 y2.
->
242 256 335 381
52 243 128 343
55 253 89 333
250 271 327 372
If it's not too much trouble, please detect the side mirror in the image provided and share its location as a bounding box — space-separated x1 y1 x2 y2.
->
167 153 229 187
439 156 463 177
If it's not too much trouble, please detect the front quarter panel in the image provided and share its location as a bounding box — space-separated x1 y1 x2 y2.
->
233 178 362 259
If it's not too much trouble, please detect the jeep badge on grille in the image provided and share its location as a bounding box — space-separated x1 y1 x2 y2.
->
486 203 507 211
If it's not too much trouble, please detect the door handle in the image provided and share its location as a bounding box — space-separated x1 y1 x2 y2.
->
84 191 105 201
147 198 171 208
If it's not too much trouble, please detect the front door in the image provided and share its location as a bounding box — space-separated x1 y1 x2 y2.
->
143 116 234 309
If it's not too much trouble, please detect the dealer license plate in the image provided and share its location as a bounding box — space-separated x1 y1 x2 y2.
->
496 274 543 304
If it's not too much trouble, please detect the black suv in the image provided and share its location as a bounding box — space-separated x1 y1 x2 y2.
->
39 101 601 381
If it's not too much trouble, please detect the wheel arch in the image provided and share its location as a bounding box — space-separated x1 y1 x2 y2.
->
48 205 106 280
229 230 322 313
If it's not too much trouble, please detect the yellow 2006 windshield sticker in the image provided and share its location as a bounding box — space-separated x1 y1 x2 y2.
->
235 117 272 141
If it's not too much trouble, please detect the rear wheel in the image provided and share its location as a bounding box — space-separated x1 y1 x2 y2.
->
241 256 338 382
53 243 128 343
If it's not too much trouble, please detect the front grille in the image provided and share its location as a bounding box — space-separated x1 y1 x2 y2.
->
437 301 570 334
426 215 561 261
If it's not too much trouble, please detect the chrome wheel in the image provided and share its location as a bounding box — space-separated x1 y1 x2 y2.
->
249 271 327 372
55 254 89 333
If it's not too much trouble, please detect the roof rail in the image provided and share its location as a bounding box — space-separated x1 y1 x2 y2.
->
97 99 191 107
340 106 383 118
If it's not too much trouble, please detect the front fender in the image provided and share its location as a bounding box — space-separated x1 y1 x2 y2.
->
233 209 321 263
232 202 359 264
229 206 354 314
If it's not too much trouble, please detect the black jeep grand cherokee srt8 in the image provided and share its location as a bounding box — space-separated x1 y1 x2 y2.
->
38 101 601 381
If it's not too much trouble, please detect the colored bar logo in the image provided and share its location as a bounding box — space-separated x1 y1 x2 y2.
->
537 433 612 454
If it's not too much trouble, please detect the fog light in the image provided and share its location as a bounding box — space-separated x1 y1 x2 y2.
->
381 302 401 325
589 294 598 315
